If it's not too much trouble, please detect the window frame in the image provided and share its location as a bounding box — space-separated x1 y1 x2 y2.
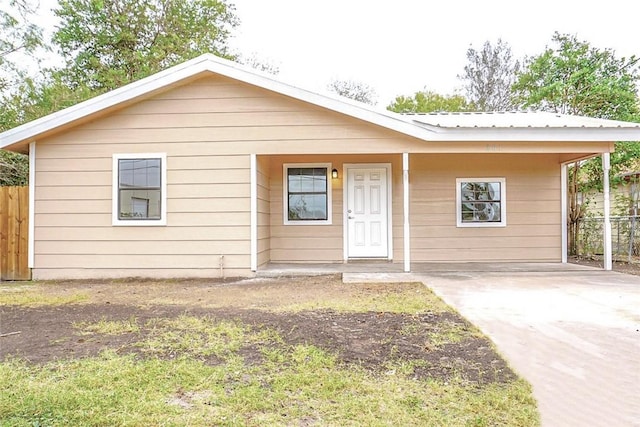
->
112 153 167 226
283 163 332 225
456 177 506 228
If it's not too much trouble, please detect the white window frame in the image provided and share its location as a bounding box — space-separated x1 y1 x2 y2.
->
456 177 506 228
112 153 167 226
283 162 332 225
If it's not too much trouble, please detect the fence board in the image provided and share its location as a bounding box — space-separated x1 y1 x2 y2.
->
0 186 30 280
577 215 640 262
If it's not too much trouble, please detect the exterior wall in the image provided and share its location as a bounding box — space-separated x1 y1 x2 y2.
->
33 150 251 279
32 74 284 279
30 73 582 278
267 153 562 264
30 74 415 278
410 153 562 262
267 154 404 263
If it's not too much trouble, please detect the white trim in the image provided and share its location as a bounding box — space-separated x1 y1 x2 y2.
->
456 177 507 228
250 154 258 272
283 163 332 225
343 163 349 261
602 153 612 271
28 142 36 269
388 165 394 261
562 153 603 165
112 153 167 226
404 125 640 142
409 111 640 129
0 54 434 151
561 163 568 263
4 53 640 152
403 153 410 272
342 163 393 260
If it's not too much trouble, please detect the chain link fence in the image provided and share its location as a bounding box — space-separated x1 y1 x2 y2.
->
577 216 640 262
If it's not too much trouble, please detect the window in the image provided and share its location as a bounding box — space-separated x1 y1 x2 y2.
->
113 153 167 226
456 178 506 227
283 163 332 224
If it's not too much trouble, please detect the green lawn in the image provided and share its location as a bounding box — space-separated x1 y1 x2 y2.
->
0 279 539 426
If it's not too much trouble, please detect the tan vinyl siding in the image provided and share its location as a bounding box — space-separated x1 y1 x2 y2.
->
268 154 403 263
269 160 343 263
31 73 584 278
32 74 417 278
37 139 612 159
409 153 561 262
40 75 612 157
33 268 250 280
34 139 252 278
265 152 559 264
36 226 250 241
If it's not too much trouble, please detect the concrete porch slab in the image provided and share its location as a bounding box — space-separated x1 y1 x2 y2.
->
258 262 600 278
257 262 402 277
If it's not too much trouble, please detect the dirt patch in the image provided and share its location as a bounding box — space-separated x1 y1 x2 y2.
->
569 255 640 276
0 276 516 385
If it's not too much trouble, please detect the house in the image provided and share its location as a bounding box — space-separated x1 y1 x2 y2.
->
2 54 640 279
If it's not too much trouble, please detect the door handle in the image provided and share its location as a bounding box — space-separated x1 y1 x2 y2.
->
347 209 355 219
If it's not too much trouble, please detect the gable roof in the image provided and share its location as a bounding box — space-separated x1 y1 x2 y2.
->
2 53 640 152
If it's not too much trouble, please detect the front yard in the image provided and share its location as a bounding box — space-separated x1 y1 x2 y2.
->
0 275 538 426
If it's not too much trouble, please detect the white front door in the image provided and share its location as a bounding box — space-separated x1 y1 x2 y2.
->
346 166 389 258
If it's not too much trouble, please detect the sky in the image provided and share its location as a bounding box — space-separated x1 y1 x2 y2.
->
33 0 640 106
229 0 639 105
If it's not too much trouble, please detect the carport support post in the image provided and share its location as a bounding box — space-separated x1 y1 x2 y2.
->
403 153 410 272
561 163 568 263
603 153 612 270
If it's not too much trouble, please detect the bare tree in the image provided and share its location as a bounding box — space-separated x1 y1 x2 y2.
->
327 79 377 105
240 53 280 75
459 39 520 111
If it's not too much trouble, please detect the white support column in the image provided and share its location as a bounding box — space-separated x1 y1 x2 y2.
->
560 163 568 263
250 154 258 272
603 153 612 271
403 153 410 272
28 142 36 269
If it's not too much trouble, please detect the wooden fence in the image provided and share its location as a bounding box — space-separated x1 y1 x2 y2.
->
0 186 30 280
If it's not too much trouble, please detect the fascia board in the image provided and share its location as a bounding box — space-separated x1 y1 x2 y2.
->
0 56 215 149
3 51 639 149
206 59 438 140
0 54 437 149
425 127 640 142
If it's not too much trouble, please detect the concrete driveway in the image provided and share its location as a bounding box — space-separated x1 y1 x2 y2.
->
414 266 640 427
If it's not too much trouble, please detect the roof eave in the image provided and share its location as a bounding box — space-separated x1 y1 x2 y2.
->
0 54 437 151
2 53 638 150
0 55 217 150
425 127 640 142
